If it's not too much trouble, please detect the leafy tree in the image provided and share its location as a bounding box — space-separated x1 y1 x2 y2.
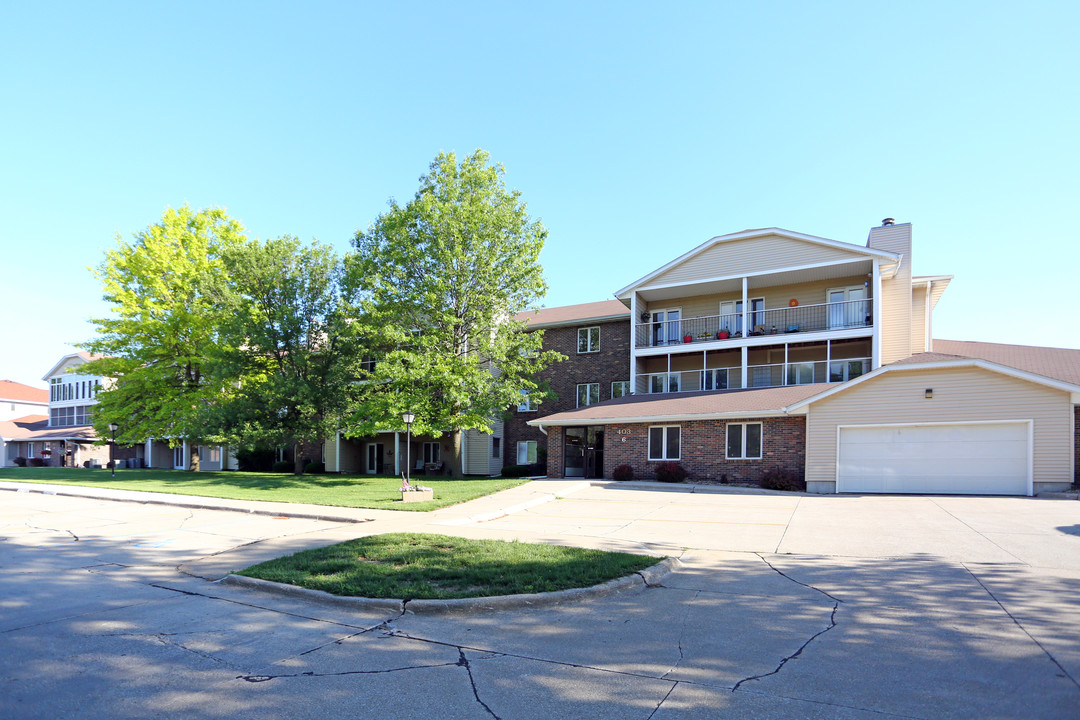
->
212 236 354 474
345 150 563 476
80 206 246 470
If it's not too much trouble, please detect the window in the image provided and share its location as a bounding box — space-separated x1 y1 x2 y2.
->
27 442 35 458
492 437 501 458
576 383 600 408
611 380 630 399
577 326 600 353
648 426 681 461
517 389 536 412
517 440 537 465
209 447 221 463
727 422 762 459
423 442 441 464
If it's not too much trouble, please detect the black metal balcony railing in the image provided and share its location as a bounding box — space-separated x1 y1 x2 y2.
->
635 357 871 394
635 298 873 348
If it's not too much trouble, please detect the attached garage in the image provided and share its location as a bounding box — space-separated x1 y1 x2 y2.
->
837 421 1031 495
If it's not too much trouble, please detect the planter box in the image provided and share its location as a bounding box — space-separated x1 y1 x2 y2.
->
400 489 434 502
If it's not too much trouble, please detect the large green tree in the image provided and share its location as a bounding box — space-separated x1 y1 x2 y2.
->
345 150 562 475
80 206 246 470
212 236 355 474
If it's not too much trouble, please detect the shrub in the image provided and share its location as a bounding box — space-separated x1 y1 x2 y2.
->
759 467 806 492
654 462 687 483
271 460 293 473
235 448 276 472
612 464 634 481
13 456 27 467
304 462 326 474
501 464 535 478
28 458 45 467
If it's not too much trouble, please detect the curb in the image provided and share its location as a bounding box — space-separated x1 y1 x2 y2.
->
221 556 681 615
0 483 371 524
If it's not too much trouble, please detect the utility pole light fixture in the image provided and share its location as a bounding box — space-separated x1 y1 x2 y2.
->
107 423 119 477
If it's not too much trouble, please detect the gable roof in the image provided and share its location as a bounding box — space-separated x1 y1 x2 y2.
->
930 339 1080 386
515 300 629 329
528 384 834 427
40 352 105 382
0 380 48 404
0 414 95 442
614 227 900 299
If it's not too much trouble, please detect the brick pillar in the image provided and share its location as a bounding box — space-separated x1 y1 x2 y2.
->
547 427 565 478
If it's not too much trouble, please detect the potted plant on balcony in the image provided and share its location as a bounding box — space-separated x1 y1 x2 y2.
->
683 334 693 343
697 331 711 340
717 329 730 340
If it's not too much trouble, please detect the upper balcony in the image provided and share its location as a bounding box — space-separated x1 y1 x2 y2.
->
634 297 873 350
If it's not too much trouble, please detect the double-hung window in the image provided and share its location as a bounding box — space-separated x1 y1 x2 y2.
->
648 426 681 461
576 383 600 408
611 380 630 399
517 389 536 412
423 442 441 464
577 326 600 353
517 440 537 465
727 422 762 459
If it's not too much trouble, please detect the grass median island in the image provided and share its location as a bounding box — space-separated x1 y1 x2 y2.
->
0 467 527 511
237 533 662 599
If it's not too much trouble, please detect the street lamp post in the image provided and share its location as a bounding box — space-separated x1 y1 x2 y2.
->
402 412 415 485
107 423 119 477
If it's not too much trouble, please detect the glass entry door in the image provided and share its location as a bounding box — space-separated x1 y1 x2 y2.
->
366 443 384 474
650 309 681 346
828 287 868 329
565 427 604 479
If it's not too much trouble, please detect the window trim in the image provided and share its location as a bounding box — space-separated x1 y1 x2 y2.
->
576 382 600 408
517 389 536 412
577 326 600 354
648 425 681 461
726 422 763 460
611 380 630 399
517 440 537 465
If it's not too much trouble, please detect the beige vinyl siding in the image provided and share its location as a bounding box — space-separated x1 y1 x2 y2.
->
868 224 913 364
642 275 871 321
805 367 1073 490
910 284 927 353
648 235 869 287
464 429 491 475
324 434 338 473
489 419 505 476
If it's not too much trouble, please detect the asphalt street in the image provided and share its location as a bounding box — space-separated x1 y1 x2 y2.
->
2 480 1079 719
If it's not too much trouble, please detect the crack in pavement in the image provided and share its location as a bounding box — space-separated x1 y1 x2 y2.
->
24 518 79 542
729 555 843 692
961 563 1080 690
659 590 698 680
772 496 800 554
645 681 679 720
236 659 462 683
931 500 1026 565
457 648 501 719
154 633 247 671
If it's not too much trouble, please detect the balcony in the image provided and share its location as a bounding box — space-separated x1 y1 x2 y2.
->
635 298 873 349
636 357 871 394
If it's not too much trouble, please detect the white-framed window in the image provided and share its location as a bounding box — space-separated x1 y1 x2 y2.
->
209 446 221 463
648 426 680 461
517 440 537 465
727 422 762 459
611 380 630 399
577 326 600 353
576 383 600 408
27 442 35 458
517 389 536 412
423 442 441 464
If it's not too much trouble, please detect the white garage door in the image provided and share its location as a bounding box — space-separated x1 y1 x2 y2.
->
838 422 1031 495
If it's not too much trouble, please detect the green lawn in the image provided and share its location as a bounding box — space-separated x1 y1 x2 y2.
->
0 467 527 511
238 532 661 599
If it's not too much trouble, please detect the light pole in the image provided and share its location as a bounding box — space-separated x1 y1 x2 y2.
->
107 422 118 477
402 412 415 485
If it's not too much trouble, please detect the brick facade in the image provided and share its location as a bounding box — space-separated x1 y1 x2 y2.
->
547 416 806 484
503 318 630 470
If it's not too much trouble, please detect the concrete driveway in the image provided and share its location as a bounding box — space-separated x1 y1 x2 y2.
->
2 481 1079 719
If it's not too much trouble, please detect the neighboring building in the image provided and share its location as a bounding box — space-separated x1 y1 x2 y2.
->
504 300 631 475
0 380 48 422
326 425 502 477
527 221 1080 496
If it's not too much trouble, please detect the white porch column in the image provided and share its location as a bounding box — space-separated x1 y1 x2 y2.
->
393 432 400 477
629 293 637 394
145 439 152 468
871 260 882 369
182 440 189 470
334 431 341 473
741 277 749 335
741 345 748 389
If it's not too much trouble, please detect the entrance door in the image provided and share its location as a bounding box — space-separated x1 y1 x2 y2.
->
584 427 604 479
366 443 385 474
720 298 764 334
564 428 586 477
173 445 185 470
650 309 681 346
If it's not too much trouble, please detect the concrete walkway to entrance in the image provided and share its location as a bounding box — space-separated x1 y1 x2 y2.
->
3 479 1080 718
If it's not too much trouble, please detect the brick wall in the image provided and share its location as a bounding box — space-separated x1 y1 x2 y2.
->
503 318 630 470
546 426 565 478
600 416 806 483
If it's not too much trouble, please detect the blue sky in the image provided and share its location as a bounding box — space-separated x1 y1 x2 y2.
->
2 2 1077 387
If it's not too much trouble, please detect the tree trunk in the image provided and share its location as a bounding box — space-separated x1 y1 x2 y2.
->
188 444 201 472
448 431 464 478
293 441 304 475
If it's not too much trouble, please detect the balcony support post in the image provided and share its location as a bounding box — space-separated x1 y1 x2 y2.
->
826 340 832 382
629 293 638 393
872 260 882 369
741 277 749 336
741 345 748 389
